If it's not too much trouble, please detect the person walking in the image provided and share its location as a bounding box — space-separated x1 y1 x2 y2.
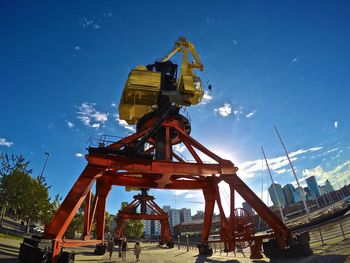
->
121 237 128 261
107 237 115 261
134 241 141 261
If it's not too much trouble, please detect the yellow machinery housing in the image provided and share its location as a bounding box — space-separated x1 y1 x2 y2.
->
119 37 204 125
119 66 161 125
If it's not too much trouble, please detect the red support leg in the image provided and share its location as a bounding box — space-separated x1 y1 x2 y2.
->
223 174 291 248
115 217 125 239
229 183 235 249
214 184 232 251
44 165 102 240
83 190 91 240
202 185 216 242
95 181 112 241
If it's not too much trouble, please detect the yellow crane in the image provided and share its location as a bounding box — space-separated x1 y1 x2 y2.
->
119 37 204 125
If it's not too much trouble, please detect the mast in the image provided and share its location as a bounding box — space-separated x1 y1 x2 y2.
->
261 147 285 223
274 126 310 222
257 157 264 231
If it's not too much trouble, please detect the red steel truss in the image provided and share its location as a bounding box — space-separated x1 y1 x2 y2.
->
43 115 292 262
114 191 172 244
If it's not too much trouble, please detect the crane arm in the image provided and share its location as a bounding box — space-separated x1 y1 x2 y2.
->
161 37 204 72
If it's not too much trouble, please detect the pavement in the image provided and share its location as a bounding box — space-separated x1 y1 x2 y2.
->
1 237 350 263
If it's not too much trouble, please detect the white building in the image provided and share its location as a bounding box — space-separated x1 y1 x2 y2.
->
180 208 191 223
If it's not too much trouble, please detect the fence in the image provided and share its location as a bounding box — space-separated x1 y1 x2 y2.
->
179 212 350 255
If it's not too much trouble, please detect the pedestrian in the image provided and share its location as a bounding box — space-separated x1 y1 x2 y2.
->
134 241 141 261
117 238 122 258
107 237 115 261
121 237 128 261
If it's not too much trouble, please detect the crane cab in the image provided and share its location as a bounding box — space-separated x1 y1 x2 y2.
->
119 66 161 125
118 37 205 125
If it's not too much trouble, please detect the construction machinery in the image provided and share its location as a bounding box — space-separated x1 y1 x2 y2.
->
19 37 312 262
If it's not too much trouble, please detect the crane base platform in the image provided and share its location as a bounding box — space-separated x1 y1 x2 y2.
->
263 231 312 258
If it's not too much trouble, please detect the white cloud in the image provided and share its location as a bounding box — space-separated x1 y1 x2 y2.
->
274 168 287 175
238 146 323 179
206 16 221 24
326 148 338 154
200 91 213 105
173 190 189 196
0 138 14 147
80 17 101 30
246 112 255 118
115 114 135 132
76 102 108 129
302 161 350 186
232 39 238 45
75 153 84 158
214 103 232 117
334 121 338 129
103 12 113 17
80 17 94 28
291 57 299 63
110 102 117 108
173 143 186 153
66 121 74 128
289 147 322 158
74 46 80 51
185 193 194 199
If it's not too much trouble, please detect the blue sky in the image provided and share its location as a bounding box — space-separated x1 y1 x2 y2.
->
1 1 350 216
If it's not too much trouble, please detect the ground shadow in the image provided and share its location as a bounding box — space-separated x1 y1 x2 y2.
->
194 255 240 263
0 243 19 252
269 254 347 263
0 259 20 263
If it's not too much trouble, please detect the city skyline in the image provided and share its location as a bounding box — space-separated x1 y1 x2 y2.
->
268 175 339 208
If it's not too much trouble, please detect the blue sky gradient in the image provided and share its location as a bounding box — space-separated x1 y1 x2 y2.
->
1 1 350 215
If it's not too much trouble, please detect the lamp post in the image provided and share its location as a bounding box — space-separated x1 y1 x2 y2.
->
177 235 180 250
40 152 50 177
186 235 189 252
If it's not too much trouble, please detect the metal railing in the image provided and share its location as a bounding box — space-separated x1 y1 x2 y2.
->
175 212 350 256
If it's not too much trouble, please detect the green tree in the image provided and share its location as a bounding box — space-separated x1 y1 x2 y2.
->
0 153 52 229
116 202 144 239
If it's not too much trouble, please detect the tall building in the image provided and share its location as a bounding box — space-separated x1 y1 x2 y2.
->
319 185 328 195
154 220 161 236
282 184 295 205
268 183 287 207
306 176 321 198
325 180 334 193
294 187 304 203
180 208 191 223
242 201 253 214
143 206 153 238
170 209 181 233
163 205 171 213
304 186 314 200
191 210 204 221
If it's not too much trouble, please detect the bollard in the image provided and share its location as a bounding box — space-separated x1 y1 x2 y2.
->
318 227 325 245
339 221 347 240
178 235 180 250
186 235 189 252
214 242 216 253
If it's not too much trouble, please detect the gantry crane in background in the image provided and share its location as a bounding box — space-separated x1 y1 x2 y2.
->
19 37 312 263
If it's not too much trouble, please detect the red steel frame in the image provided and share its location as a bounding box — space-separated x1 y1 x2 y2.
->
43 116 291 262
114 192 172 243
